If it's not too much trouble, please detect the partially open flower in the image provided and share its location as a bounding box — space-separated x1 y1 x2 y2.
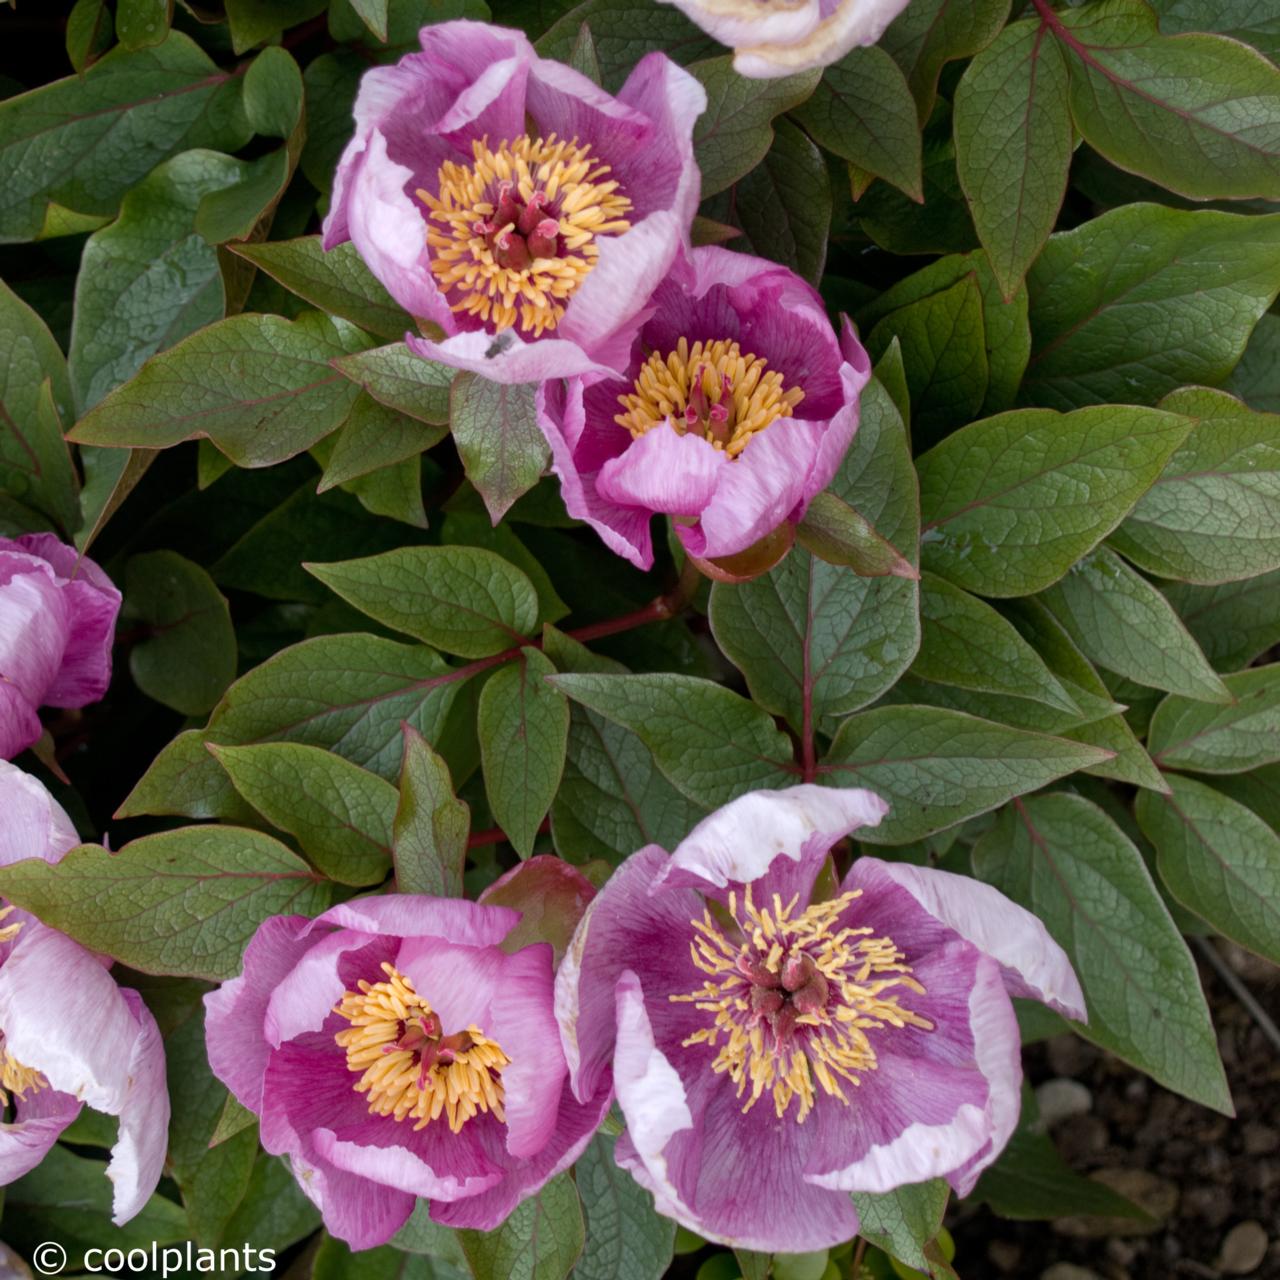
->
0 534 121 761
536 247 871 571
0 763 168 1225
322 21 705 383
205 896 612 1249
555 786 1085 1252
661 0 912 78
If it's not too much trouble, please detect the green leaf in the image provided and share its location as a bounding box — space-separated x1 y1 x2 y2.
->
315 1234 464 1280
69 311 375 466
1038 547 1229 703
242 44 304 139
793 47 922 200
0 827 332 980
917 403 1192 596
1022 204 1280 410
793 490 917 579
973 1100 1147 1221
701 118 831 286
224 0 326 53
307 546 539 657
1225 312 1280 413
1136 774 1280 966
478 647 569 857
689 56 820 198
536 0 720 91
450 375 550 523
880 0 1012 118
68 149 251 414
544 628 707 866
0 279 79 535
219 1151 322 1258
117 633 470 820
334 343 455 424
66 0 114 72
972 794 1232 1113
954 18 1072 299
212 742 396 886
858 250 1029 445
1149 664 1280 774
115 0 171 51
1163 570 1280 672
568 20 604 83
232 238 416 343
709 375 920 732
1151 0 1279 54
0 32 249 242
212 481 424 603
821 707 1110 844
125 549 236 717
852 1180 949 1273
393 725 469 897
319 392 446 489
912 572 1080 714
549 672 796 809
210 1093 258 1148
4 1146 188 1271
1054 0 1280 201
1108 386 1280 584
457 1171 584 1280
572 1132 675 1280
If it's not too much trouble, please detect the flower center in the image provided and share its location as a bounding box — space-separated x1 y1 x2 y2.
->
615 338 805 457
0 1043 46 1109
671 887 931 1123
420 135 631 338
334 962 509 1133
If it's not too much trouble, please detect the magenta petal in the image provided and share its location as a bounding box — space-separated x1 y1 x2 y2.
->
0 1086 80 1186
847 859 1087 1019
804 942 1014 1193
596 424 727 516
536 380 655 570
0 681 44 761
41 579 121 709
0 567 68 709
204 914 316 1113
0 760 79 865
265 928 382 1049
290 1148 416 1251
556 846 701 1103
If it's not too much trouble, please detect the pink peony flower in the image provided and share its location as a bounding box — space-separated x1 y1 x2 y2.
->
555 786 1085 1252
205 896 613 1249
0 534 121 761
322 21 705 384
661 0 912 78
0 761 169 1225
536 247 871 572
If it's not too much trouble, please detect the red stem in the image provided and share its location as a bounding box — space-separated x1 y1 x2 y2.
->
468 818 550 850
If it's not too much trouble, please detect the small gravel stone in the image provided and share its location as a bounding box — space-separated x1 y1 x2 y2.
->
1037 1078 1094 1127
1040 1265 1104 1280
1242 1122 1279 1156
1217 1221 1269 1275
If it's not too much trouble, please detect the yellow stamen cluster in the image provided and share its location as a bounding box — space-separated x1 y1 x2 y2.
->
672 886 931 1123
420 135 631 336
616 337 805 457
334 963 509 1134
0 907 45 1109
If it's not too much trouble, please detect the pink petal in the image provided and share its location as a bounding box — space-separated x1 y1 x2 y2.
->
107 989 170 1225
536 381 655 570
654 785 888 897
406 328 622 384
0 1087 80 1186
316 894 519 946
680 419 822 560
555 847 699 1103
657 0 822 51
0 760 79 865
0 682 43 761
732 0 914 78
596 422 727 516
804 943 1017 1193
0 567 68 710
847 858 1087 1019
204 914 316 1113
